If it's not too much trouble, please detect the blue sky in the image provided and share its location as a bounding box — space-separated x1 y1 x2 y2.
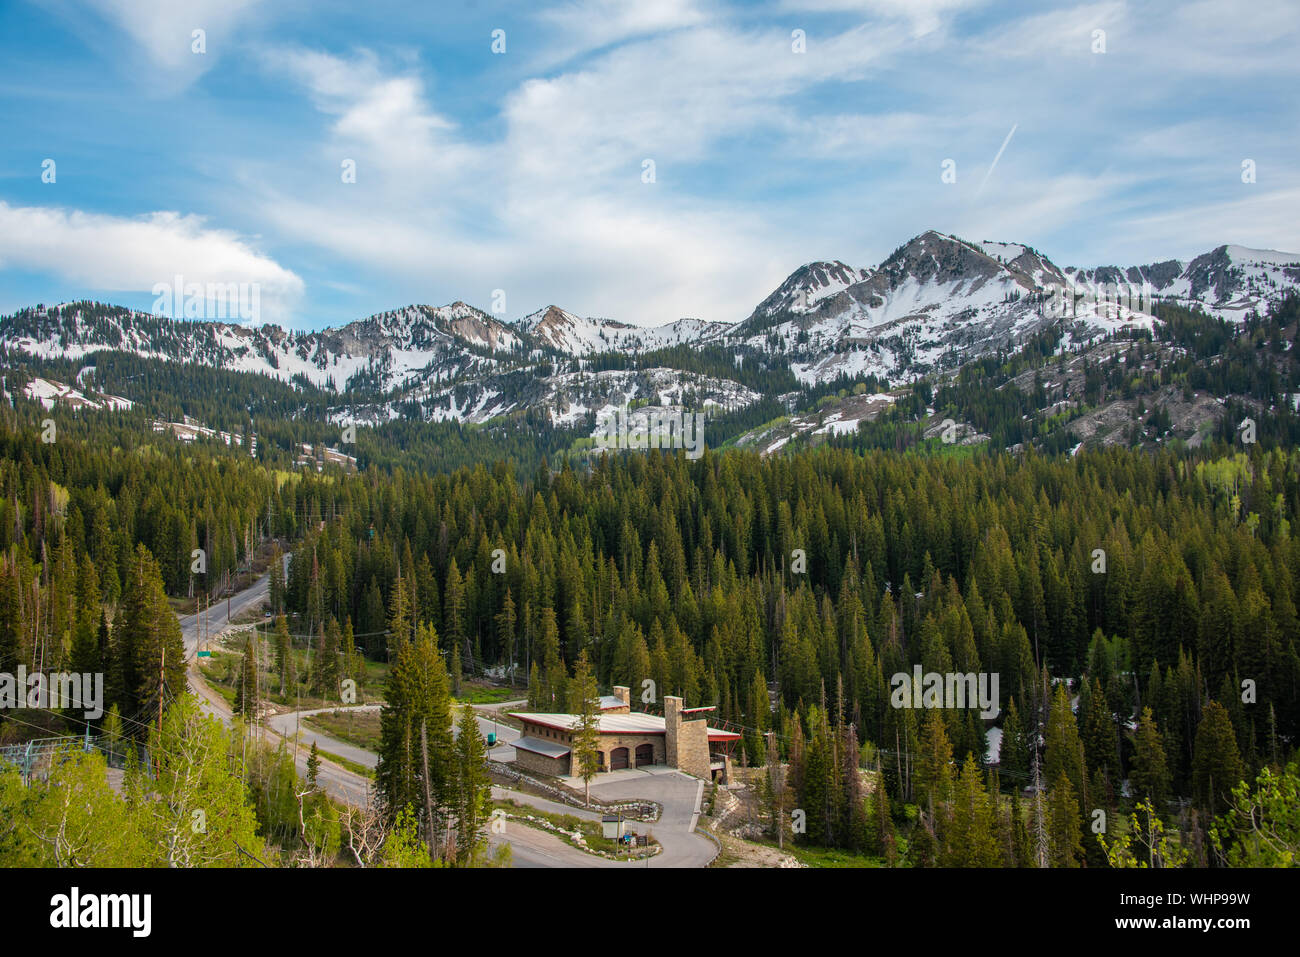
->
1 0 1297 329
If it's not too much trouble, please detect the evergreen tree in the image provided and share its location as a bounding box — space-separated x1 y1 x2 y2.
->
117 544 186 730
307 741 321 791
376 624 453 844
453 704 491 864
1047 771 1084 868
1131 707 1171 808
915 710 954 817
1082 677 1119 777
570 650 601 806
233 632 260 721
1192 701 1246 818
1044 683 1085 810
273 614 295 696
268 543 285 615
999 697 1029 785
944 753 1000 866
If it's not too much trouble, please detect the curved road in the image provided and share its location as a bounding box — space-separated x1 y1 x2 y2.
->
177 567 716 867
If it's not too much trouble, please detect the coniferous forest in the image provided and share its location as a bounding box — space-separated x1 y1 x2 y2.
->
2 367 1299 867
8 4 1300 944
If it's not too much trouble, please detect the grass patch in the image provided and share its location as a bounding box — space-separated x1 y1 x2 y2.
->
302 709 381 752
313 747 374 779
787 844 888 868
451 681 520 705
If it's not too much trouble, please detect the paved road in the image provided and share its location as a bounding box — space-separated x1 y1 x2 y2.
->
175 569 715 867
177 567 373 805
590 772 715 868
268 704 523 770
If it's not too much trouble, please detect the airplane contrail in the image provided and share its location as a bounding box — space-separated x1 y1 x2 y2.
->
976 124 1018 197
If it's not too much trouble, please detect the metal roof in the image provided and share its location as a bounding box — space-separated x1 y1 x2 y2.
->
513 711 667 734
511 735 572 759
512 710 740 740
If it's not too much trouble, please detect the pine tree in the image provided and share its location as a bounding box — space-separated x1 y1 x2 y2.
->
539 607 565 709
69 555 102 676
1000 696 1028 785
307 741 321 791
342 616 359 681
1044 682 1085 809
1047 770 1084 868
450 642 463 697
268 543 285 615
1082 677 1119 777
453 704 491 864
377 623 453 840
872 773 897 865
233 632 260 720
1008 789 1032 867
1192 700 1246 818
273 614 295 696
570 650 601 806
443 557 466 653
387 566 412 658
527 661 542 710
117 544 186 728
1131 706 1171 807
915 710 954 817
314 617 341 699
944 753 1000 866
496 588 517 676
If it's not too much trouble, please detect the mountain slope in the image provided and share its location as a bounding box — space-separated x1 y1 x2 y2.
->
1 300 522 394
517 305 731 355
1064 244 1300 321
4 231 1299 432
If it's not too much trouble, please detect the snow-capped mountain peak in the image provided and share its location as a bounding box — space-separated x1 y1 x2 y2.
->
516 305 731 355
4 231 1298 428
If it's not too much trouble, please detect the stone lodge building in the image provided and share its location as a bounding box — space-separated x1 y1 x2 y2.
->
510 687 740 783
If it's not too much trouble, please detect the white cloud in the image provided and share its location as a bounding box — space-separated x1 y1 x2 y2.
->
233 2 1299 328
273 48 483 187
966 1 1126 59
535 0 709 60
777 0 984 37
1115 186 1300 260
77 0 266 83
253 22 920 325
0 201 304 323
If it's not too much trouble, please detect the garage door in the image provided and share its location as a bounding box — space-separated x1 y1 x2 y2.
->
635 743 654 767
610 747 629 770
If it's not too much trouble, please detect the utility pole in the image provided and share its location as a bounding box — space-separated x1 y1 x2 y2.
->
156 647 165 775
